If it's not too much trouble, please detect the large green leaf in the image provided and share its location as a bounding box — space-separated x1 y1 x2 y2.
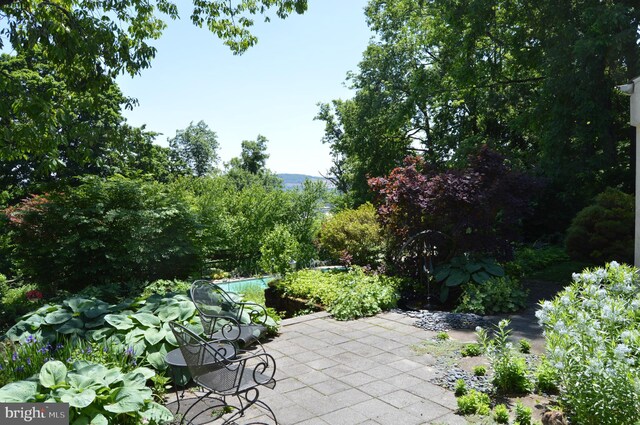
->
56 317 85 334
64 297 94 313
56 387 97 408
144 327 165 346
132 312 161 327
0 380 39 402
104 388 148 413
157 303 181 321
39 361 68 388
439 286 450 303
146 352 167 370
86 328 114 341
44 310 73 325
465 262 483 273
84 304 111 319
445 269 470 287
104 314 134 330
434 266 450 282
141 402 174 424
176 301 196 321
471 271 491 284
483 262 504 277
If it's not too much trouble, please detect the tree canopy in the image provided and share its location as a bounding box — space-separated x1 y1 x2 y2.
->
318 0 639 233
168 121 219 177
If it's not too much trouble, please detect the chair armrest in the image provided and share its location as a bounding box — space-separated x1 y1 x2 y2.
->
235 301 269 326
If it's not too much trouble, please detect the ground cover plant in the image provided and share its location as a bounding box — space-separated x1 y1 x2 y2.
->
536 262 640 425
0 360 172 424
271 267 404 320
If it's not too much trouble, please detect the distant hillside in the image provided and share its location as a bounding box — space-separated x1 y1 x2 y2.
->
277 174 335 190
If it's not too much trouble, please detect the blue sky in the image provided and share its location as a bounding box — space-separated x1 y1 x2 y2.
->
117 0 372 177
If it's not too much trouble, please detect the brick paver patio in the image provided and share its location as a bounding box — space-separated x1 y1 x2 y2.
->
168 311 469 424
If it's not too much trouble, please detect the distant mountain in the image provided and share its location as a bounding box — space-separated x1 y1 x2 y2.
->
277 174 335 190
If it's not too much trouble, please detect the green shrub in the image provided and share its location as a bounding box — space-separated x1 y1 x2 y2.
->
436 331 449 341
435 255 505 302
477 320 532 394
0 276 43 330
565 188 633 264
473 365 487 376
259 224 300 275
454 379 467 396
514 401 532 425
519 338 531 354
0 360 172 424
457 389 490 415
534 356 559 394
455 276 528 315
493 404 510 423
537 262 640 424
461 343 482 357
316 203 385 267
504 245 570 278
274 267 403 320
5 176 200 292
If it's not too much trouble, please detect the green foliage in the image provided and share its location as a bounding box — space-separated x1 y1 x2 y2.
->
168 121 219 177
504 246 570 278
259 224 300 276
6 176 200 292
473 365 487 377
0 360 172 424
493 404 510 424
457 390 491 416
319 0 637 236
273 267 404 320
316 203 385 267
0 277 43 331
455 277 528 315
519 339 531 354
0 336 138 387
565 188 634 265
454 379 467 396
534 357 559 395
461 343 482 357
537 262 640 424
5 293 204 375
435 331 449 341
514 401 533 425
434 255 505 303
477 320 532 394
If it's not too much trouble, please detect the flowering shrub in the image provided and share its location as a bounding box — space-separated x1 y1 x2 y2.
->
536 262 640 424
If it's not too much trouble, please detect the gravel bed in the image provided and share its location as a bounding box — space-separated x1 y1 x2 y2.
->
393 308 491 331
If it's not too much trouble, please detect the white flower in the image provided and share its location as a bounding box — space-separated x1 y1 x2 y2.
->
614 343 631 360
609 261 620 269
620 330 634 340
555 361 565 370
572 272 581 282
554 320 567 334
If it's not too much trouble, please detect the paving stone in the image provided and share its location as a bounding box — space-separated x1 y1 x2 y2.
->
311 379 353 396
277 377 307 393
337 371 378 387
403 400 452 422
306 357 339 371
272 403 316 424
429 412 468 424
378 389 424 409
323 363 358 378
356 381 399 398
327 387 371 409
375 408 425 425
319 407 369 425
290 350 325 363
350 398 398 418
296 370 332 386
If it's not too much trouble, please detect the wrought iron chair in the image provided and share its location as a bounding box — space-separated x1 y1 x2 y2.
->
169 321 278 424
190 280 268 347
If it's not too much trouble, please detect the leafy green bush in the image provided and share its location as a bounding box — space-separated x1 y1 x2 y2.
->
461 343 482 357
536 262 640 424
273 267 403 320
5 294 204 376
565 188 633 264
454 379 467 396
0 335 138 387
519 339 531 354
534 356 559 394
472 365 487 376
5 176 200 292
435 255 504 302
514 401 532 425
457 389 490 415
455 277 528 315
316 203 385 267
477 320 532 394
259 224 300 275
0 276 43 330
0 360 172 424
504 245 570 278
493 404 510 423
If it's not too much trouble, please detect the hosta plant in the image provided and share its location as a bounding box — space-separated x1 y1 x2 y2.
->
536 262 640 425
434 255 504 302
5 294 204 375
0 360 173 424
